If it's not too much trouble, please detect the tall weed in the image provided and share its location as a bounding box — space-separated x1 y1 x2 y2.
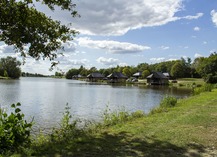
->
101 106 144 127
150 96 177 114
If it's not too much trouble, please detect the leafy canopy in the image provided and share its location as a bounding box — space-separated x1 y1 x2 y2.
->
0 0 79 63
0 56 21 78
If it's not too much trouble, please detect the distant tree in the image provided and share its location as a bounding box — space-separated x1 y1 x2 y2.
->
0 56 21 78
170 62 185 79
89 67 97 73
65 68 79 79
142 70 150 78
55 72 63 77
122 67 132 77
0 0 79 64
137 63 149 72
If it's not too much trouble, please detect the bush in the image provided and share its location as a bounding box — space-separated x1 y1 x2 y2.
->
150 96 177 114
0 103 33 153
160 96 177 108
193 83 214 95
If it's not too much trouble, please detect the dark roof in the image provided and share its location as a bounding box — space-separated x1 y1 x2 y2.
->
133 72 142 77
87 72 104 78
107 72 127 79
147 72 168 79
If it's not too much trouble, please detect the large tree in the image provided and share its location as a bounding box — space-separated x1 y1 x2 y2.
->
0 0 78 64
194 53 217 83
0 56 21 78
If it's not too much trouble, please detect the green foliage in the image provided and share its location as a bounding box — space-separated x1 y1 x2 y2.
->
142 69 150 78
3 70 8 77
49 104 82 143
193 83 214 95
159 95 177 108
0 103 33 153
0 56 21 79
102 107 144 127
0 0 78 61
122 67 132 78
65 68 79 79
170 62 185 78
151 96 177 114
194 53 217 83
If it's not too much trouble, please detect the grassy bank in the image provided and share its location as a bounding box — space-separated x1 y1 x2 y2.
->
172 78 205 88
3 89 217 156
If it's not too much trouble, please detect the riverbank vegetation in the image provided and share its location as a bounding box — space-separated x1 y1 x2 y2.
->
1 84 216 156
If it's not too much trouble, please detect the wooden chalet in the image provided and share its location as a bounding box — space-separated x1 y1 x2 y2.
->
147 72 169 85
107 72 128 83
87 72 104 82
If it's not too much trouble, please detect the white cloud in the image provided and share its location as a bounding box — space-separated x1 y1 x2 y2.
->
61 41 77 53
36 0 203 36
150 57 165 62
167 58 178 61
96 57 119 65
194 53 203 58
160 46 170 50
181 13 203 20
119 62 128 67
211 10 217 27
210 49 216 53
69 59 89 65
77 37 150 54
203 41 207 45
0 44 15 54
194 26 200 31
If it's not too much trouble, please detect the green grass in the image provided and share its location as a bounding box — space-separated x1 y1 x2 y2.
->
171 78 205 88
3 89 217 157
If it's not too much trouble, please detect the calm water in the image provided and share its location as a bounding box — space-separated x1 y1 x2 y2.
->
0 77 191 129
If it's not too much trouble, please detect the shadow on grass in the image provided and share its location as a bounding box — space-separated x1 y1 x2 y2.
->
30 131 206 157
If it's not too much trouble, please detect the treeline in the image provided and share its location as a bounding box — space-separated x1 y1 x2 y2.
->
66 53 217 83
21 72 49 77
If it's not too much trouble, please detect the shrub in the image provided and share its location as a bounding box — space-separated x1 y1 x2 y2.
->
160 96 177 108
193 83 214 95
0 103 33 153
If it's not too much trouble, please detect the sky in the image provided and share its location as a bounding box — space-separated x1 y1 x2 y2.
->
1 0 217 75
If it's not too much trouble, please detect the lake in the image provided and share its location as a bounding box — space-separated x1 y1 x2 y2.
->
0 77 191 129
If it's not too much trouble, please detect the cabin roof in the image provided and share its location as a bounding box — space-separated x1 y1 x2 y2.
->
133 72 142 77
107 72 127 78
147 72 168 79
87 72 104 78
163 72 170 77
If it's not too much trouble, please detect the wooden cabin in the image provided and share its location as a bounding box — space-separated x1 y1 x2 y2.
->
147 72 169 85
87 72 104 82
107 72 128 83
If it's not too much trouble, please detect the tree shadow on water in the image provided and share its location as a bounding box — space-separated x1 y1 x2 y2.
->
32 131 206 157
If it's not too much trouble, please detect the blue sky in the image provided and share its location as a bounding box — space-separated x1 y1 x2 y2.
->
1 0 217 75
